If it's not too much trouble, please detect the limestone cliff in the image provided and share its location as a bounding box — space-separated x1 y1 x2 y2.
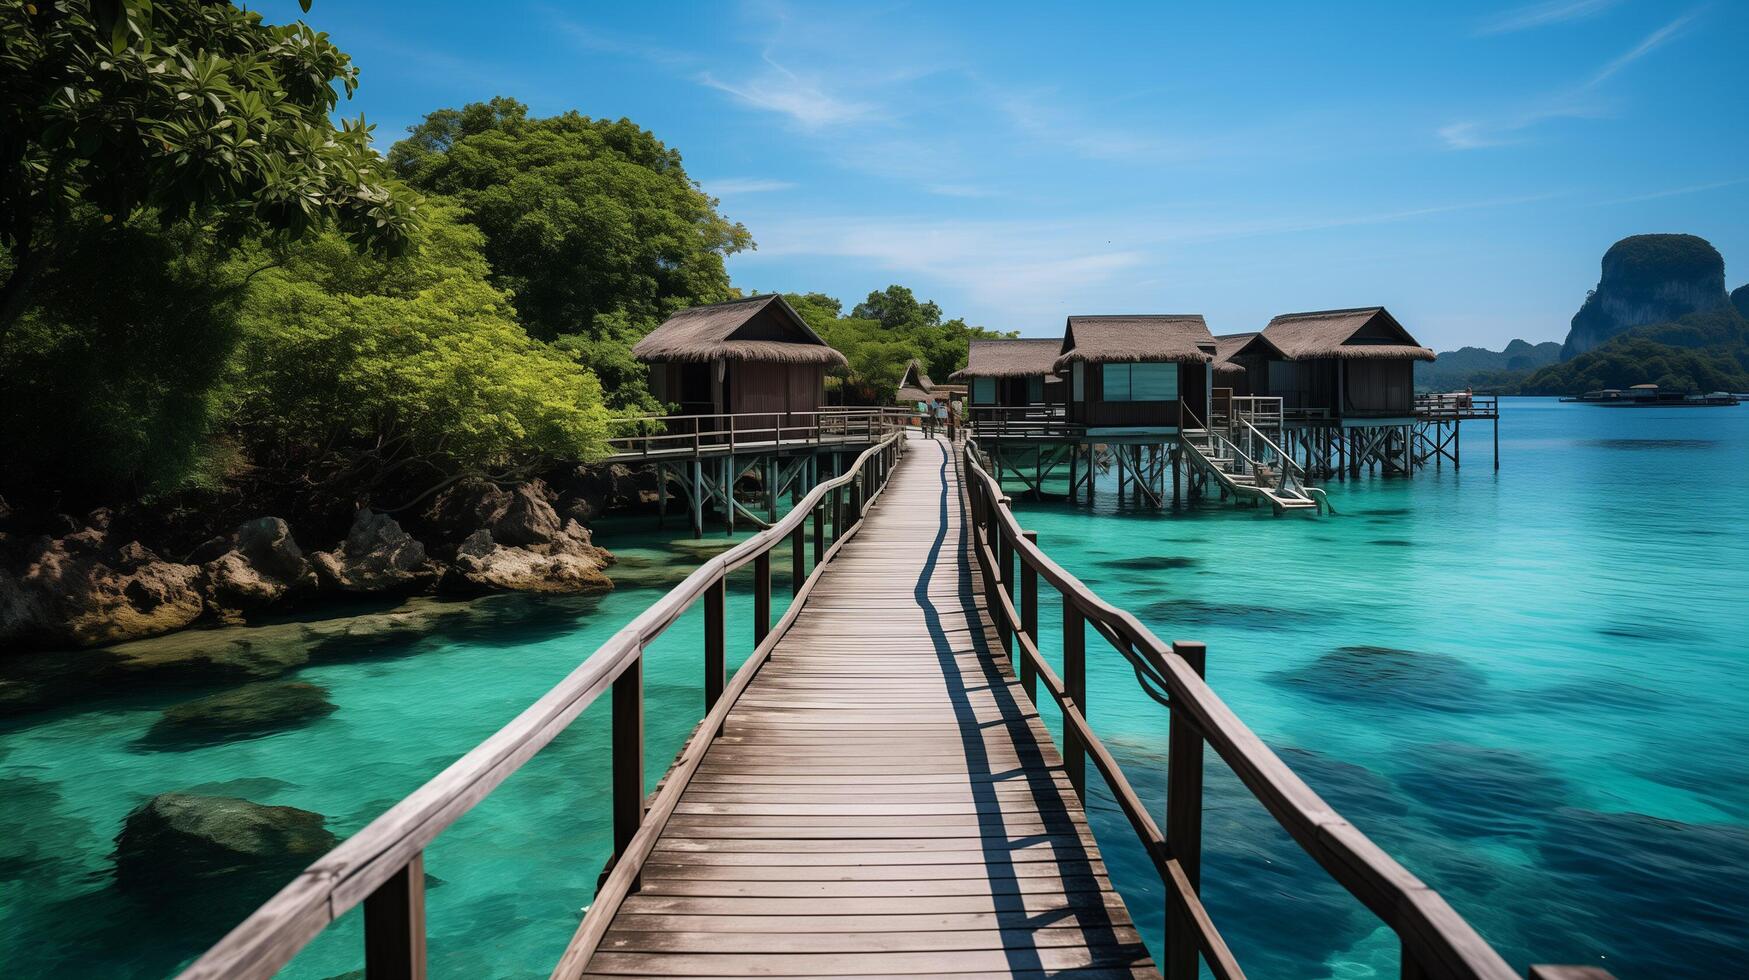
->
1561 234 1729 360
1732 283 1749 319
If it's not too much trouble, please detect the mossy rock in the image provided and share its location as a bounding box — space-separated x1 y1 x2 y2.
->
112 793 338 917
148 681 335 744
665 537 742 560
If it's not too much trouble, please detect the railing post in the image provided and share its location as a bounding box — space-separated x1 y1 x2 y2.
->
754 551 771 646
831 485 842 545
704 580 725 710
1165 640 1207 980
1020 531 1038 702
1062 597 1085 799
813 498 825 563
609 653 643 892
995 500 1014 654
363 852 428 980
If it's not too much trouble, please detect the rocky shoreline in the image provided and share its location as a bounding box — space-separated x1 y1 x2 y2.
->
0 461 680 655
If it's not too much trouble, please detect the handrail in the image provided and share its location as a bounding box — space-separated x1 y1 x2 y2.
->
179 431 908 980
958 435 1606 980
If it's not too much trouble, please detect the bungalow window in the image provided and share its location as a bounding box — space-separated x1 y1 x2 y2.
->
1027 376 1044 402
1102 362 1177 402
1072 362 1084 401
972 377 996 404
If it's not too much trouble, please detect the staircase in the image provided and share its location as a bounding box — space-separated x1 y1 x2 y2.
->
1181 425 1328 516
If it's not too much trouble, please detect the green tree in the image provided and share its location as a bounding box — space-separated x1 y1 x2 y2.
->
0 209 242 501
389 98 751 408
227 202 611 509
0 0 419 331
784 288 1013 403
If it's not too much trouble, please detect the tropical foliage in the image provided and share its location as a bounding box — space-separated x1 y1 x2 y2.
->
0 0 420 330
389 97 751 410
788 286 1012 403
226 204 611 508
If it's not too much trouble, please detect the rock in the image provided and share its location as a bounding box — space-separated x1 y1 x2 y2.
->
1562 234 1731 358
561 496 598 526
147 681 336 744
491 481 563 547
1734 283 1749 319
113 793 337 914
426 477 511 540
184 534 233 566
310 510 437 593
0 532 204 649
202 518 317 619
442 518 613 595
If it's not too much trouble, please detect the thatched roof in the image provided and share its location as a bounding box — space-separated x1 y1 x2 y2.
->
898 359 935 393
1245 307 1434 361
950 339 1062 380
633 295 848 367
896 386 932 404
1211 332 1256 377
1052 315 1214 371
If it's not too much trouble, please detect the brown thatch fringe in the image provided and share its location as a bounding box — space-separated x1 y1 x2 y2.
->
1254 307 1436 362
632 295 849 368
951 339 1062 380
1051 315 1214 372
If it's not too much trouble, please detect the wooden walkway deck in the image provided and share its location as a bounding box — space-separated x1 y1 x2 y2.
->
582 435 1159 978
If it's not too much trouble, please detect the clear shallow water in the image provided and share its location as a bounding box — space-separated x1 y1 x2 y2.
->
2 398 1745 978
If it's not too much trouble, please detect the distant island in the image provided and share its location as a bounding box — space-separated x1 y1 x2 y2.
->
1417 233 1749 395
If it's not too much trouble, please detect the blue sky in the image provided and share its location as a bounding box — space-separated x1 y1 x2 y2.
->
261 0 1747 350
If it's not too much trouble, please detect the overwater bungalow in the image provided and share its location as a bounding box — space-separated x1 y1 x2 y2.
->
1228 307 1436 475
893 358 965 406
1212 332 1258 396
1054 315 1216 432
632 294 847 423
951 338 1062 408
1229 307 1433 420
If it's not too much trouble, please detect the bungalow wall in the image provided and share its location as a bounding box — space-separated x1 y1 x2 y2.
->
1256 358 1414 417
969 375 1046 406
1340 360 1414 417
1065 361 1194 429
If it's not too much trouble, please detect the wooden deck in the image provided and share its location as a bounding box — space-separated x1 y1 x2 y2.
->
581 435 1159 978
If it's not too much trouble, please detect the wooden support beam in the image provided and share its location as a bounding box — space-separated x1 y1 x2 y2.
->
363 853 427 980
1165 640 1206 980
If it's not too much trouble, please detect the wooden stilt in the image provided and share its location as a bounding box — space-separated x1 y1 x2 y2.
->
690 459 704 538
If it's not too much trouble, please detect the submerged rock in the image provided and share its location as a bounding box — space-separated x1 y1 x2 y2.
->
147 681 336 744
113 793 337 913
0 529 204 649
1394 742 1576 840
1097 555 1198 570
310 510 438 594
1270 645 1491 713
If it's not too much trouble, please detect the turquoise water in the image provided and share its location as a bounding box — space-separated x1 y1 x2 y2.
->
2 398 1745 977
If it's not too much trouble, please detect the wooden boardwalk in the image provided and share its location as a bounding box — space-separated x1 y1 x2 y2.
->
583 435 1159 978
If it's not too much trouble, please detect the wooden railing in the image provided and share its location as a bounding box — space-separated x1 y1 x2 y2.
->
1415 393 1500 420
177 431 908 980
604 407 907 458
964 403 1077 439
959 435 1609 980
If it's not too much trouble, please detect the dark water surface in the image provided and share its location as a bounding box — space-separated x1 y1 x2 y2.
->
2 398 1744 978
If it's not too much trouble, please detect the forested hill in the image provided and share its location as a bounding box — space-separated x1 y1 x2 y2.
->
1518 307 1749 396
1415 339 1561 392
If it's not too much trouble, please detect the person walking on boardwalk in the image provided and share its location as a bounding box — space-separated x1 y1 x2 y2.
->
930 399 946 440
918 399 934 437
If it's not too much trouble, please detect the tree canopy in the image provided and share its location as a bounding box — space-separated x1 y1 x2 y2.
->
0 0 419 329
227 202 611 510
787 286 1012 403
391 100 747 329
1519 308 1749 395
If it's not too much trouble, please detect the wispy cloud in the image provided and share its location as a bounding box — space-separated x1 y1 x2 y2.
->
1475 0 1621 36
1592 176 1749 206
704 177 798 196
545 12 694 68
996 89 1206 163
1441 9 1702 149
698 57 877 128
